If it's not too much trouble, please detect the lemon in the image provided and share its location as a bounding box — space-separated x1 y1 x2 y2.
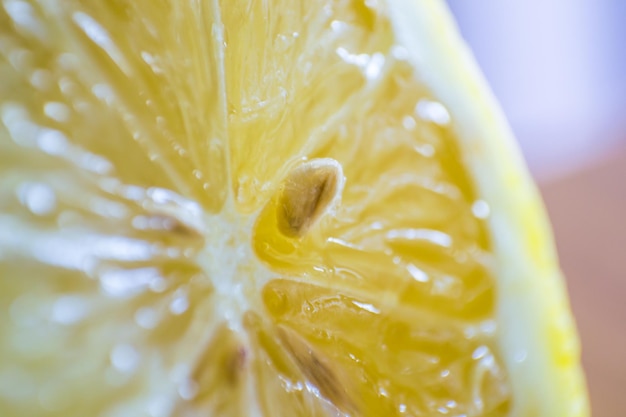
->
0 1 588 416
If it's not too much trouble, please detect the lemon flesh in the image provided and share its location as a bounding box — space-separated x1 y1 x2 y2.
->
0 1 587 417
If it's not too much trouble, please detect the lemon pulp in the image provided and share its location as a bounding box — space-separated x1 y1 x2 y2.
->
0 1 586 416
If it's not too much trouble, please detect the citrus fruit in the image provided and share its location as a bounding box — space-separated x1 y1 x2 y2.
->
0 0 588 416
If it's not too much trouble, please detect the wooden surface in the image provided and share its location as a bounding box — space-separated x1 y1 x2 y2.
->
540 147 626 417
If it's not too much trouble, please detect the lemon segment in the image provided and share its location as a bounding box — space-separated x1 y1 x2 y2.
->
0 0 587 416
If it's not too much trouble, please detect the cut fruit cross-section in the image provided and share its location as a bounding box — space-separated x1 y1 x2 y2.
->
0 1 587 417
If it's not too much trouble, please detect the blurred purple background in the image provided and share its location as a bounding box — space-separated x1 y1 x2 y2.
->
447 1 626 415
448 0 626 180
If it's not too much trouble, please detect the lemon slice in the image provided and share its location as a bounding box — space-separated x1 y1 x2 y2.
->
0 1 587 417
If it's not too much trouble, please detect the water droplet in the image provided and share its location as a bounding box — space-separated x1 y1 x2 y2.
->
169 291 189 315
30 69 53 91
4 0 46 40
472 200 491 219
330 20 347 33
472 346 489 360
407 263 429 283
370 221 384 230
89 197 128 219
364 52 385 80
2 103 38 145
92 83 115 105
73 11 130 74
134 307 159 329
51 296 88 325
131 215 149 230
177 379 198 400
402 115 416 131
352 300 380 314
140 51 163 74
121 184 145 201
146 187 203 219
415 99 450 125
100 267 159 297
43 101 71 123
414 143 435 158
79 152 113 174
336 47 378 79
149 276 167 293
110 344 139 374
192 169 203 180
37 128 68 155
387 228 452 248
391 45 409 61
57 52 78 70
18 182 56 216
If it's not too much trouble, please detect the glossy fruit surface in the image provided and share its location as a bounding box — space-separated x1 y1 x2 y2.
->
0 1 587 416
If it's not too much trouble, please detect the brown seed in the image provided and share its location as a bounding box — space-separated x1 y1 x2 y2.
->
277 158 344 238
277 326 356 414
226 346 248 386
191 325 249 394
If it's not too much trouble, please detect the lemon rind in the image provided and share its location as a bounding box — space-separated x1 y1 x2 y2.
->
387 1 589 416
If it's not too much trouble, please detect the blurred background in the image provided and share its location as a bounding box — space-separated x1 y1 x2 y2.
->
447 1 626 415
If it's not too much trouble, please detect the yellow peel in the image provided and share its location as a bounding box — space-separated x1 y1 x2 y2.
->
388 1 589 415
